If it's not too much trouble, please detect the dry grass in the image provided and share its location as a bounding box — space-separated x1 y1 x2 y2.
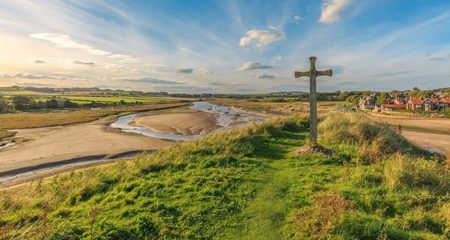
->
383 153 450 191
0 129 15 140
318 112 429 164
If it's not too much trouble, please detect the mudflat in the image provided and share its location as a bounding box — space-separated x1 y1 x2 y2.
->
0 117 171 174
134 109 220 135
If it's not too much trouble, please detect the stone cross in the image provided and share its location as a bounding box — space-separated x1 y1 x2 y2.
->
294 56 332 144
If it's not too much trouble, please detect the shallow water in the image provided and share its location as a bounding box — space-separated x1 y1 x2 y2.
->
110 101 264 141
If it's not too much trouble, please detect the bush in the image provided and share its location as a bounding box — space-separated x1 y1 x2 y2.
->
318 113 428 163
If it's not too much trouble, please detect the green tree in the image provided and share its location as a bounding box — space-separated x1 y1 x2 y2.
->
12 96 32 110
0 95 7 112
376 92 391 105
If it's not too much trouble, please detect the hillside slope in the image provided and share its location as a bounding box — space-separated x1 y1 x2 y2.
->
0 113 449 239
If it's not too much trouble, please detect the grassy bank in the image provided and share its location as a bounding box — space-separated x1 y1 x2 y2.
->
0 130 15 141
0 103 188 130
0 113 448 239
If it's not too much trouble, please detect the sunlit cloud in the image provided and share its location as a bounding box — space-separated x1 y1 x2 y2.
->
239 29 285 47
319 0 352 23
30 33 111 56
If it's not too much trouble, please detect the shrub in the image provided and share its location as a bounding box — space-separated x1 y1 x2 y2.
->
319 113 429 163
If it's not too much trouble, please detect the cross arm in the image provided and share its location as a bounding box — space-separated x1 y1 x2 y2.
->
316 69 333 77
294 71 310 78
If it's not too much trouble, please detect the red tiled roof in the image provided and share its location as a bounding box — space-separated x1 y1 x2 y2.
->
442 98 450 104
408 98 423 105
381 104 406 109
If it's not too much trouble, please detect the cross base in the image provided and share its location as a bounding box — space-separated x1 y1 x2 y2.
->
296 142 332 156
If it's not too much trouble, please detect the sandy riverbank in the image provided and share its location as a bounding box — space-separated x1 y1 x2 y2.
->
134 109 220 135
402 130 450 156
0 117 171 175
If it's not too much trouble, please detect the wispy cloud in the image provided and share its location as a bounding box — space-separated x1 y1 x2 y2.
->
176 68 194 74
30 33 111 56
34 59 45 64
73 60 95 66
319 0 352 23
256 73 275 79
238 62 273 71
121 77 185 85
239 29 285 47
5 73 68 80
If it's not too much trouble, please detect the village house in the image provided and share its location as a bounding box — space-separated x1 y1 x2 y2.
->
380 104 406 112
406 97 450 111
406 98 423 110
358 96 376 111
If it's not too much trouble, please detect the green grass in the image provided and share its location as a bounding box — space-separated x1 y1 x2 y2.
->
0 113 448 239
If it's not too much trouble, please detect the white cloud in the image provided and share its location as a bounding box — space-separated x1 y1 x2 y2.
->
30 33 111 56
107 54 137 63
238 62 273 71
73 60 95 66
239 29 285 47
276 56 283 61
319 0 352 24
293 15 303 24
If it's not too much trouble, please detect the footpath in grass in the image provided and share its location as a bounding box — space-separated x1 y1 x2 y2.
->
219 130 344 239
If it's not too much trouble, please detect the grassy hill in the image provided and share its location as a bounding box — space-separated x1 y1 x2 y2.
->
0 113 449 239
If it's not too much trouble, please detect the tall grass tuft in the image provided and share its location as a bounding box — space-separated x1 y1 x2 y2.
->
318 112 432 164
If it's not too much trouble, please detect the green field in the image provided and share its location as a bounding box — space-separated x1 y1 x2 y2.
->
0 103 188 130
65 96 169 105
1 113 448 239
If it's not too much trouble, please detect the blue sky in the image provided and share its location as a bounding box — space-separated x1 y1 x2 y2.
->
0 0 449 93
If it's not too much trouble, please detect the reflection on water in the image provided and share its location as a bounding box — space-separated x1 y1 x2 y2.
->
110 101 265 141
110 114 198 141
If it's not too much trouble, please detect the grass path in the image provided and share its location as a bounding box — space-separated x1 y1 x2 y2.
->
220 161 289 240
218 130 344 239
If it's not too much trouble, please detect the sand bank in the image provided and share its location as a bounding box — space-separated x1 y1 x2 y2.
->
0 117 171 174
134 109 220 135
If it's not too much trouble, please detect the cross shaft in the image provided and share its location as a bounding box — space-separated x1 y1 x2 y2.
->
294 56 332 144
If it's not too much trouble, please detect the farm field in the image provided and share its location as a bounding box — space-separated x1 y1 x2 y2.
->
209 98 346 116
1 113 448 239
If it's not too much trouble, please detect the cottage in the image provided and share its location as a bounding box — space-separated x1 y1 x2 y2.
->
381 104 406 112
359 96 376 111
406 98 423 110
437 98 450 110
422 98 434 111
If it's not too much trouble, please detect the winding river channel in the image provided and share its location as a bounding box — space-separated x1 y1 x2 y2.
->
110 101 265 141
0 102 265 185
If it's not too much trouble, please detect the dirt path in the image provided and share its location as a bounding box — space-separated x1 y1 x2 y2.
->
368 113 450 156
402 130 450 156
